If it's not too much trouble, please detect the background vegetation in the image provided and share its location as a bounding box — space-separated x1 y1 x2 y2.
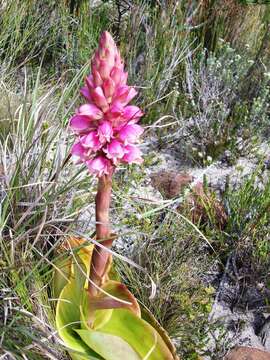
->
1 0 270 359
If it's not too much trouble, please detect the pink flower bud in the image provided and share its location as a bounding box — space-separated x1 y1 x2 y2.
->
103 78 115 100
77 104 103 120
123 145 143 164
92 67 103 87
91 87 109 112
98 121 113 143
118 124 144 144
92 51 100 69
99 31 115 51
80 131 102 151
87 156 112 177
99 58 113 80
104 139 127 164
110 67 123 86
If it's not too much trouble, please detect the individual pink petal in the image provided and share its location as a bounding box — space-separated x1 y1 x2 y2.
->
105 103 124 120
118 124 144 144
70 115 92 131
80 86 92 102
125 87 138 104
104 139 127 164
123 105 144 121
70 142 85 164
77 104 103 120
98 121 113 143
113 86 138 106
86 156 112 177
103 78 115 100
91 86 109 112
122 144 143 164
80 131 102 151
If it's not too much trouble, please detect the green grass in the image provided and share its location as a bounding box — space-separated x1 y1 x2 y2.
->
0 65 96 359
1 0 270 359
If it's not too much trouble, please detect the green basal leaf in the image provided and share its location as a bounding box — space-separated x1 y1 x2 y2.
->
98 309 175 360
56 256 103 360
76 330 141 360
53 257 71 299
141 306 178 359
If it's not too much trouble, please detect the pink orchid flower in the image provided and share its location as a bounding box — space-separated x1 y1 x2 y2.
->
69 31 144 177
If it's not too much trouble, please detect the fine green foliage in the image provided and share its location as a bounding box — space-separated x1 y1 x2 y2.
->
0 67 94 359
1 1 270 359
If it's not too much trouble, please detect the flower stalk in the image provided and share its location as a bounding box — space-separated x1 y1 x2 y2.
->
69 31 144 296
88 174 113 296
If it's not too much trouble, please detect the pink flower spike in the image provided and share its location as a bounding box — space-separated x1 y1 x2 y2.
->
77 104 103 120
105 139 127 164
81 131 102 151
71 142 85 164
69 32 144 176
98 121 113 143
118 124 144 144
70 115 92 132
123 144 143 164
91 86 109 112
87 156 112 177
123 105 144 122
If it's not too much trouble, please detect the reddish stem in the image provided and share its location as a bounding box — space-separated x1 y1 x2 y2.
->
88 174 113 296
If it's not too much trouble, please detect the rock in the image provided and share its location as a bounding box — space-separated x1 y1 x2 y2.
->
225 346 270 360
150 171 193 199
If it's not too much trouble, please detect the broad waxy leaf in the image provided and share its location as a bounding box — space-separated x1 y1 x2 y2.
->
55 237 179 360
56 254 103 360
96 308 175 360
141 306 179 359
76 330 141 360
